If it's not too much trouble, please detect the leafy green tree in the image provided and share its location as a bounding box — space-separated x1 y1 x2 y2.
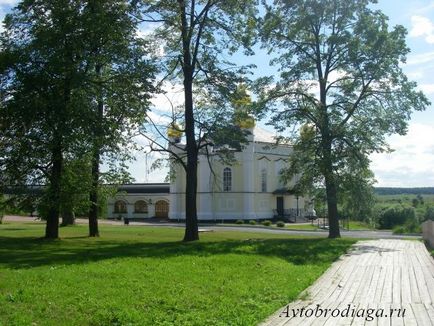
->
259 0 430 238
1 0 91 238
60 155 92 226
424 206 434 221
0 0 155 238
138 0 258 241
79 0 155 236
339 169 376 222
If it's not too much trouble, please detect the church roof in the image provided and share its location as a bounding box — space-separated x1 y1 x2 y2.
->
117 183 170 194
253 125 277 143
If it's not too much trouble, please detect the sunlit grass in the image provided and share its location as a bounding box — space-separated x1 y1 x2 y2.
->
0 222 355 325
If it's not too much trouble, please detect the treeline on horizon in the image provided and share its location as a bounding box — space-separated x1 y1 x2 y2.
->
374 187 434 195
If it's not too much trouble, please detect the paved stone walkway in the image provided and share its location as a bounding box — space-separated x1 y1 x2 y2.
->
261 239 434 326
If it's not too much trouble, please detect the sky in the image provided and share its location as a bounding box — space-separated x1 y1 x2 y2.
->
1 0 434 187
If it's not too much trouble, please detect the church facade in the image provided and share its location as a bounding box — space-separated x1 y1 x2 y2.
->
107 126 311 221
169 126 309 221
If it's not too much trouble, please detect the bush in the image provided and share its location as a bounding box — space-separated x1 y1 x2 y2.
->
425 206 434 221
393 219 421 234
378 206 416 229
261 220 272 226
276 221 285 227
249 220 257 225
235 219 244 225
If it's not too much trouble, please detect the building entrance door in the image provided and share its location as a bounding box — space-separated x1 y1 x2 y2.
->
276 197 284 217
155 200 169 218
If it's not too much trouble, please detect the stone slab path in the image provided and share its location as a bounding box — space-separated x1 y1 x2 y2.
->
261 239 434 326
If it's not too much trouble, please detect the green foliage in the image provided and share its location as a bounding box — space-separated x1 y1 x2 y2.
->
249 220 257 225
339 170 376 222
261 220 272 226
138 1 259 241
0 196 3 224
376 206 416 229
392 219 421 234
0 223 355 325
425 206 434 221
1 1 155 236
235 219 244 224
258 0 430 238
276 221 285 227
375 187 434 195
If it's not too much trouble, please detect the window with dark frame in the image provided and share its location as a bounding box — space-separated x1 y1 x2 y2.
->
261 168 267 192
114 200 127 213
134 200 148 213
223 167 232 192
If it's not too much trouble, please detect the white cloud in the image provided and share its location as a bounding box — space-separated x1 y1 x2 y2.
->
410 15 434 44
406 51 434 65
150 82 185 113
413 1 434 14
418 84 434 95
406 70 424 80
370 123 434 187
0 0 18 5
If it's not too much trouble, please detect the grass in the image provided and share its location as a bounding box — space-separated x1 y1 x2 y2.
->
284 220 374 231
0 222 356 326
220 220 374 231
285 223 319 230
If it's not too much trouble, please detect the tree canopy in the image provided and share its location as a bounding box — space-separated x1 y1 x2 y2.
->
260 0 430 237
0 0 155 238
138 0 258 241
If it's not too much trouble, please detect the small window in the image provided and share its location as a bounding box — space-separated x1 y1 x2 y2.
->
114 200 127 213
134 200 148 213
223 167 232 192
261 168 267 192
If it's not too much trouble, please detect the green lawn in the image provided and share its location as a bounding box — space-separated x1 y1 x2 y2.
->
285 220 374 231
219 220 374 231
0 222 356 326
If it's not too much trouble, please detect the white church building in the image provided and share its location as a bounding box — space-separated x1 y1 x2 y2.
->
107 126 311 221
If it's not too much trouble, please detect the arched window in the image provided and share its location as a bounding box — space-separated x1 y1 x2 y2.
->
114 200 127 213
261 168 267 192
223 167 232 192
134 200 148 213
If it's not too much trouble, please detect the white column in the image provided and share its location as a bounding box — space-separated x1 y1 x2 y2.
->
148 203 155 218
243 128 256 219
127 203 134 219
169 184 178 219
198 151 213 220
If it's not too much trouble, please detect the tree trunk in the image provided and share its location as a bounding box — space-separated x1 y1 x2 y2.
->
182 76 199 242
88 64 103 237
321 135 340 238
88 146 100 237
61 207 75 226
45 140 63 239
325 172 341 238
179 0 199 242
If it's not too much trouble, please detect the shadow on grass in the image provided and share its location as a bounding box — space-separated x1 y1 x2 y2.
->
0 228 28 231
0 235 355 269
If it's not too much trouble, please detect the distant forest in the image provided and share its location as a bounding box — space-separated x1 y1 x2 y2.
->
375 187 434 195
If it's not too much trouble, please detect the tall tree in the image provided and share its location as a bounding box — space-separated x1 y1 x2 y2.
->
1 0 89 238
80 0 155 237
0 0 155 238
138 0 258 241
260 0 430 238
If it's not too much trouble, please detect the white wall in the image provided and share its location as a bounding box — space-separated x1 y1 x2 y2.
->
422 220 434 248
